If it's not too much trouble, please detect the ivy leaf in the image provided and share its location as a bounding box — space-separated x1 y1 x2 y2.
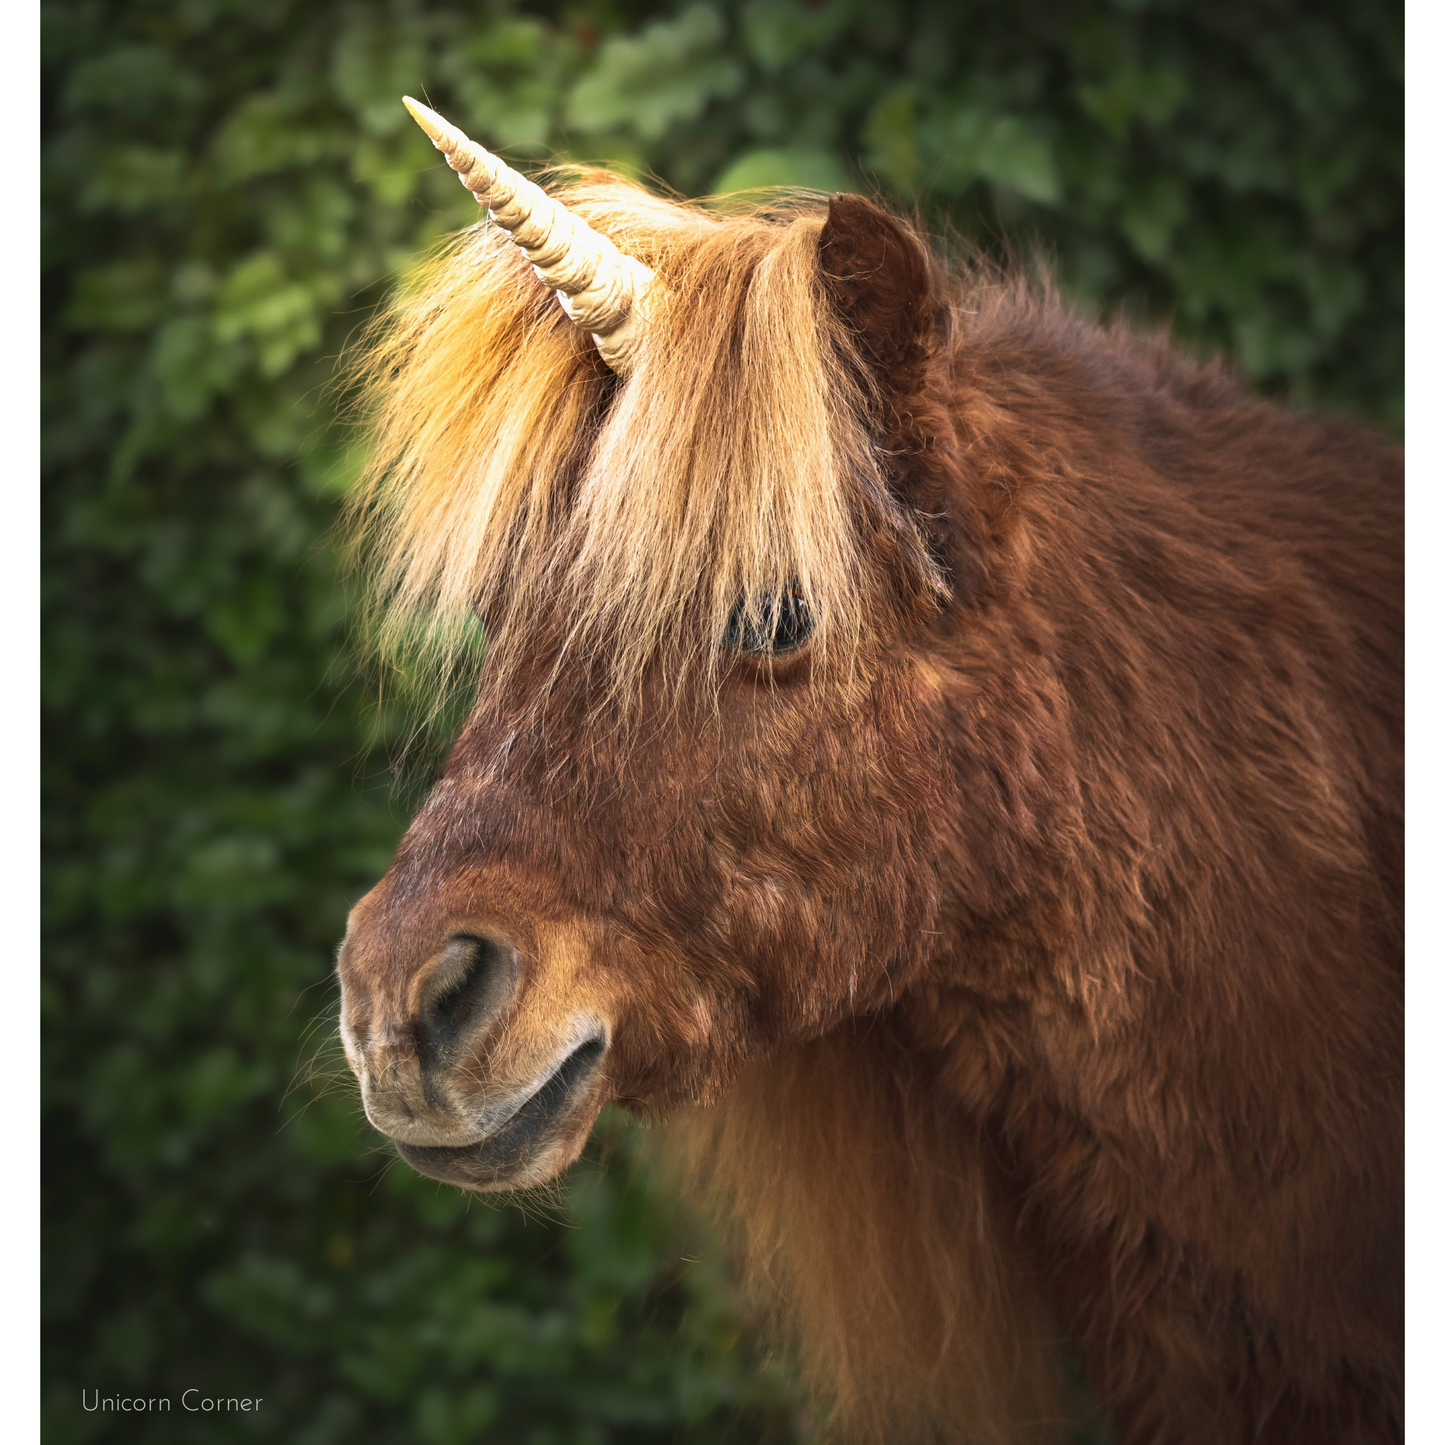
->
741 0 854 74
713 146 850 196
213 253 330 379
927 106 1061 206
566 5 745 141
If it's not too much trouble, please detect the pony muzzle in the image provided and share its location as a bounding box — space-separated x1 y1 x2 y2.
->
339 922 611 1189
393 1030 608 1190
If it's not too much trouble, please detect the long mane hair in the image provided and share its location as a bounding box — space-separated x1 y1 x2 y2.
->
348 174 943 718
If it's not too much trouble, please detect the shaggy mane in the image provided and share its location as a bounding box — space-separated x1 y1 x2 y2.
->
349 172 940 713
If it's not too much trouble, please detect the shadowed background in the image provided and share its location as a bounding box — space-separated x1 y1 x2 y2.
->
41 2 1401 1441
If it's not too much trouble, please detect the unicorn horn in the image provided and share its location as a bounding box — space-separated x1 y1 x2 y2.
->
403 96 659 376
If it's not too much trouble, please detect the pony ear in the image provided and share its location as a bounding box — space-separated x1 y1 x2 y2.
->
817 194 935 388
818 194 962 596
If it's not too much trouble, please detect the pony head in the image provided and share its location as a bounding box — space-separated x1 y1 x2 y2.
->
337 103 972 1191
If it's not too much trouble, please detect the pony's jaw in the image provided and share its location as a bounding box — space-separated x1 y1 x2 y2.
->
344 996 613 1190
390 1032 610 1192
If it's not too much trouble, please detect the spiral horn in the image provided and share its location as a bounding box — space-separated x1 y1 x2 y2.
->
403 96 659 376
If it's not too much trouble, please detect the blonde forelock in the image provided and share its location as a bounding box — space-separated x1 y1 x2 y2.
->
349 171 936 717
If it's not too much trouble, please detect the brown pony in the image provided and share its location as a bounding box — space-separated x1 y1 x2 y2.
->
337 103 1402 1444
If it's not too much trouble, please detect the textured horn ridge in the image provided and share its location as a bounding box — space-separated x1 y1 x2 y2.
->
402 96 657 374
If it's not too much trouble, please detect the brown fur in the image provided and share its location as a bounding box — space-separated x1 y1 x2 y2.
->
338 175 1402 1443
659 1023 1071 1442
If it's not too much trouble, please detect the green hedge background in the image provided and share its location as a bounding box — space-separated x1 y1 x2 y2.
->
41 1 1402 1441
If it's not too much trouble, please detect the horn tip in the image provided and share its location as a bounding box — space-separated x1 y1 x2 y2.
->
402 95 448 143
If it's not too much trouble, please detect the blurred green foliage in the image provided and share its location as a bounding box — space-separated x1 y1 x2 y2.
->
42 0 1400 1441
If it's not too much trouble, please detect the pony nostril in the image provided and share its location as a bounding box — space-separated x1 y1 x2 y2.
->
418 933 520 1069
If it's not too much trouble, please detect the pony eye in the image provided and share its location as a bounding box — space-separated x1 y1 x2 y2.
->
726 591 813 656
